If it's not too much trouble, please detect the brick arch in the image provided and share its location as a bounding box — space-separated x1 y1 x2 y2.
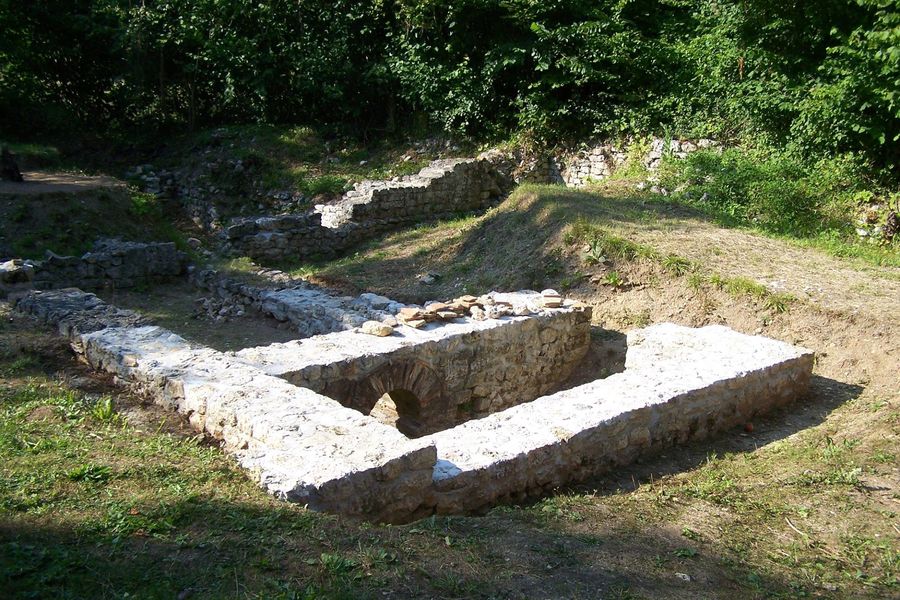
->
319 359 450 438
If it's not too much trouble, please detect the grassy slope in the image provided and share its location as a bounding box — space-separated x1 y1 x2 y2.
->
2 184 899 599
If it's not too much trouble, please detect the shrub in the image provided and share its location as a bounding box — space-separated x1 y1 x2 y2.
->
658 148 874 238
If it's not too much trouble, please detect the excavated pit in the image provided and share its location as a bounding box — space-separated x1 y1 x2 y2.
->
14 288 814 522
234 291 593 437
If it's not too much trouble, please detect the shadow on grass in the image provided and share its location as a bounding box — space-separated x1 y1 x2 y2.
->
1 494 809 600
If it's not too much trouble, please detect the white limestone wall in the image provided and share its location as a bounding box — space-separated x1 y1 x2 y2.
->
16 289 436 521
16 290 815 523
422 324 814 514
236 292 592 432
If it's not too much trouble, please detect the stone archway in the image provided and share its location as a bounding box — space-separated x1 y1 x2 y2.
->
319 359 451 438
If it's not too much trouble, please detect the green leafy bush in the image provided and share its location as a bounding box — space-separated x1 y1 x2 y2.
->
658 148 867 236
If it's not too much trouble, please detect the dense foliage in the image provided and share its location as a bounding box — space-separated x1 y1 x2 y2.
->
1 0 897 170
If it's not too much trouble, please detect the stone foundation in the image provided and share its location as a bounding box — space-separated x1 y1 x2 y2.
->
15 290 813 523
16 288 436 521
236 292 592 436
423 324 813 513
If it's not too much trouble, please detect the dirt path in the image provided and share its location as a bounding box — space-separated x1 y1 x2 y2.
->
0 171 124 195
586 191 900 325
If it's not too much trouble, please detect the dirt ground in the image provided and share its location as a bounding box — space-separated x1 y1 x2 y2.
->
96 280 304 351
0 171 124 195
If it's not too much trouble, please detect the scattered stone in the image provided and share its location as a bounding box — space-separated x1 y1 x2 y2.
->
485 304 512 319
186 237 203 250
884 211 898 242
360 320 394 337
1 259 34 284
478 293 495 306
418 272 441 285
398 307 426 323
359 292 393 310
541 289 563 308
469 306 486 321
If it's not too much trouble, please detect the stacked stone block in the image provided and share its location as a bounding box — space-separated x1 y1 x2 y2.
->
0 239 187 297
226 159 505 262
236 292 593 435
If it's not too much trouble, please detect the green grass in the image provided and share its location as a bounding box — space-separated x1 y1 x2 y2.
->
1 188 188 259
0 142 62 168
655 148 900 268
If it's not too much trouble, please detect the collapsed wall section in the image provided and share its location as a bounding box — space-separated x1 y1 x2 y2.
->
0 239 187 297
191 267 401 337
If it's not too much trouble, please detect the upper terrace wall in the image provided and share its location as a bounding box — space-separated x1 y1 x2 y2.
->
225 158 506 262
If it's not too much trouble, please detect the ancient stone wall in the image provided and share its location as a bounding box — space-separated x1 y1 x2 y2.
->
16 288 436 521
557 138 719 188
190 267 402 337
423 324 813 514
225 158 506 262
15 290 813 523
236 292 592 436
0 240 187 297
479 137 722 189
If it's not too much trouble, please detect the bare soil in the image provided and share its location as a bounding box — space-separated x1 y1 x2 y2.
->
0 171 125 195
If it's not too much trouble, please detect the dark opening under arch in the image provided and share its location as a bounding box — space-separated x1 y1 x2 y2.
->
317 359 451 437
368 388 423 438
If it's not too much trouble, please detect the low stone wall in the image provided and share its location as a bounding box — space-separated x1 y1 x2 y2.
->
422 324 813 514
15 290 814 523
479 137 722 189
236 292 592 436
16 288 436 521
225 158 506 262
190 267 403 337
317 159 503 228
557 138 719 188
0 239 187 297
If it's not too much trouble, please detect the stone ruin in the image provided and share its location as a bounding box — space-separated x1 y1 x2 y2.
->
3 143 813 522
224 158 506 262
0 239 187 297
15 287 813 522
